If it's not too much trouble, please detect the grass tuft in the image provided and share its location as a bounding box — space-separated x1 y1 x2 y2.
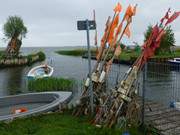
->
28 77 74 92
0 112 143 135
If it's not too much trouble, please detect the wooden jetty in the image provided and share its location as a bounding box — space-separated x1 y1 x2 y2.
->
144 100 180 135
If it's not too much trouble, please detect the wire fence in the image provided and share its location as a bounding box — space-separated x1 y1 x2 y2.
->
105 61 180 134
142 61 180 135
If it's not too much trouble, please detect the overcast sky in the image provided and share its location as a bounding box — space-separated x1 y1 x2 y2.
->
0 0 179 47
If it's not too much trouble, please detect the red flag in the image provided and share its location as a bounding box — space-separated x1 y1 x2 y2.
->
160 8 170 23
156 30 165 43
165 11 180 26
114 2 122 13
124 24 131 38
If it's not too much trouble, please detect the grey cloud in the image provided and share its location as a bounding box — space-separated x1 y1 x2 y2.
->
0 0 179 47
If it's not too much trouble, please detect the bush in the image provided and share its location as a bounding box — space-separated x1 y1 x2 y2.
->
28 77 74 92
144 25 175 55
56 49 96 57
37 51 46 61
27 51 46 65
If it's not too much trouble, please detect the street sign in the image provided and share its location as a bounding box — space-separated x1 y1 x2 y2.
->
77 20 96 30
77 19 95 114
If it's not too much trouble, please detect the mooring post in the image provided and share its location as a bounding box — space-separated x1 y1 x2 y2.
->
86 19 94 115
142 63 147 125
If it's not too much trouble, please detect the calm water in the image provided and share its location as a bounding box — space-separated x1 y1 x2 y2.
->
0 47 179 106
0 47 129 96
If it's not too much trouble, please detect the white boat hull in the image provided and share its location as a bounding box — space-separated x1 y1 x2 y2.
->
27 65 54 79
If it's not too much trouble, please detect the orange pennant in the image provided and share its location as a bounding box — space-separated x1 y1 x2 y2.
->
100 17 111 47
133 4 137 16
125 5 134 20
114 2 122 13
108 14 119 44
114 45 122 57
115 23 123 37
124 24 131 38
112 13 119 28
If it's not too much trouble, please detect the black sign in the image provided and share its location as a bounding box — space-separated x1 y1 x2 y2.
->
77 20 96 30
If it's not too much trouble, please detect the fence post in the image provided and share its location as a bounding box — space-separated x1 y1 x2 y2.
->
142 63 147 125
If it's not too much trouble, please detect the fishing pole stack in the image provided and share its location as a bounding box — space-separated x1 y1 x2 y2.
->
73 3 137 116
73 2 179 128
92 9 180 128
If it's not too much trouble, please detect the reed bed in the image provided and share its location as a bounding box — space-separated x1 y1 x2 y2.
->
28 77 74 92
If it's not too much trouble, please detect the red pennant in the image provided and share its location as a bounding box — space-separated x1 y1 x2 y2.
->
165 11 180 26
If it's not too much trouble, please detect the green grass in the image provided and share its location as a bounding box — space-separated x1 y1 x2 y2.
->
0 51 46 67
27 51 46 65
56 49 96 57
0 112 143 135
56 49 180 62
0 51 5 59
28 77 74 92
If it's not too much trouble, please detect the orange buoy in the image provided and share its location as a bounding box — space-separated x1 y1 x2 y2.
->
12 107 28 114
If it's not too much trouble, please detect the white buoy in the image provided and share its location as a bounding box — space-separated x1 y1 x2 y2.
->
91 72 98 82
85 77 90 87
99 71 106 83
97 63 101 71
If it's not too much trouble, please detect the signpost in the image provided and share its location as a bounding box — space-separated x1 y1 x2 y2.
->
77 19 96 114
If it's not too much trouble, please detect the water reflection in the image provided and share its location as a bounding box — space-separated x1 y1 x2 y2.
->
0 47 179 107
6 67 27 95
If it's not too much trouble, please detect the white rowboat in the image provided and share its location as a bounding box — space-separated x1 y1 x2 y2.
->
27 65 54 79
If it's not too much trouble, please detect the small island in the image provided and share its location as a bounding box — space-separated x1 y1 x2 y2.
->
0 16 46 68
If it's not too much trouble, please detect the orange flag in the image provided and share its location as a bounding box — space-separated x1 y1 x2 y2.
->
124 24 131 38
114 45 122 57
133 4 137 16
114 2 122 13
115 23 123 37
108 13 119 45
125 5 134 20
100 17 111 47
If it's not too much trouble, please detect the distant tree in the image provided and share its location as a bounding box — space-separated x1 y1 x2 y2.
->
144 25 175 55
134 45 141 54
120 43 126 50
3 16 27 58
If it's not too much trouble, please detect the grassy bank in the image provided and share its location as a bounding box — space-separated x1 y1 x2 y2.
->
28 77 74 92
56 49 180 62
27 51 46 65
56 49 96 57
0 112 143 135
0 51 46 67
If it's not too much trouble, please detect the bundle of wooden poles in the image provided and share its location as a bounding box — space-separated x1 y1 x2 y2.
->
73 3 180 128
